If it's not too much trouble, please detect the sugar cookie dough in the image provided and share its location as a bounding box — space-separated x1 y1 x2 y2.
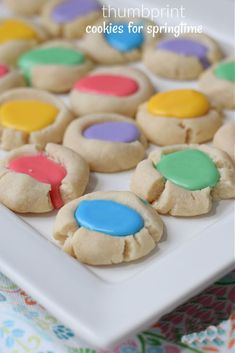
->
0 143 89 213
4 0 47 16
70 66 155 117
53 191 164 265
41 0 101 39
0 64 25 94
136 89 223 146
0 18 47 65
131 144 235 217
82 17 157 64
18 41 93 93
63 113 147 172
213 122 235 163
199 57 235 109
143 34 223 80
0 88 74 150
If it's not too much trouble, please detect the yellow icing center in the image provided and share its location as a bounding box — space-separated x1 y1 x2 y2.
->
0 19 38 44
148 89 210 119
0 100 59 133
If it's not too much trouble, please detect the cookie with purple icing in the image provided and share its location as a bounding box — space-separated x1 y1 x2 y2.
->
143 34 223 80
63 113 147 172
41 0 101 39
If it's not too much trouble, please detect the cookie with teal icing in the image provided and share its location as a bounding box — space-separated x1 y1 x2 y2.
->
83 17 157 65
54 191 164 265
63 113 148 172
131 144 235 217
199 57 235 109
41 0 101 39
18 42 93 93
143 33 223 80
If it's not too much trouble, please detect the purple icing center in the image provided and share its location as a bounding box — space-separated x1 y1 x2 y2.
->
51 0 101 23
83 121 140 143
158 38 210 68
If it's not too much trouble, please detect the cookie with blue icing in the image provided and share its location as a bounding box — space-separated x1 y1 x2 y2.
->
53 191 163 265
83 17 158 64
131 144 235 217
143 33 223 80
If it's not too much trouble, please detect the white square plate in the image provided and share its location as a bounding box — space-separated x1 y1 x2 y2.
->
0 0 234 349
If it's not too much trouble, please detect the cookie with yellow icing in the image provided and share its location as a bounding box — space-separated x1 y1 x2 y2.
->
0 64 25 94
0 88 74 150
0 143 89 213
199 57 235 109
131 144 235 217
70 66 155 117
54 191 163 265
0 18 47 65
82 17 158 65
18 41 93 93
63 113 147 172
143 33 223 80
213 122 235 163
136 89 223 146
41 0 101 39
4 0 47 16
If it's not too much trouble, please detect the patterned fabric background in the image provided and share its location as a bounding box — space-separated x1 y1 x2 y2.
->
0 270 234 353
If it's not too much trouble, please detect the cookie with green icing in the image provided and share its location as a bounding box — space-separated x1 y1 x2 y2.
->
18 42 93 93
53 191 164 265
131 144 235 217
199 57 235 110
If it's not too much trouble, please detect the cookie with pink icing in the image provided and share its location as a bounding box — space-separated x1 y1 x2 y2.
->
0 64 25 94
70 66 155 117
0 143 89 213
143 33 223 80
41 0 101 39
63 113 147 172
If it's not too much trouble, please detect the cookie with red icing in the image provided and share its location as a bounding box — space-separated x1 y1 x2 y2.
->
70 66 154 117
0 64 25 94
0 143 89 213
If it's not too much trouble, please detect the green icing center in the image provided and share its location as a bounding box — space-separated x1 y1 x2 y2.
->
18 47 85 83
214 61 235 83
156 149 220 191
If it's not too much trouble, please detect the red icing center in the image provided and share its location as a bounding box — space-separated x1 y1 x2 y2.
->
0 64 9 77
8 154 67 209
73 74 139 96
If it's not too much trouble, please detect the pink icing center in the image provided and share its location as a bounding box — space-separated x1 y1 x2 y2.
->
8 154 67 209
73 74 139 97
0 64 9 77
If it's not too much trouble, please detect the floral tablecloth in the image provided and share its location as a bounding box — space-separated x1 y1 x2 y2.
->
0 270 234 353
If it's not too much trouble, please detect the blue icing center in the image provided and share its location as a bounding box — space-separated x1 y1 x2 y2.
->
74 199 144 237
104 22 144 53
